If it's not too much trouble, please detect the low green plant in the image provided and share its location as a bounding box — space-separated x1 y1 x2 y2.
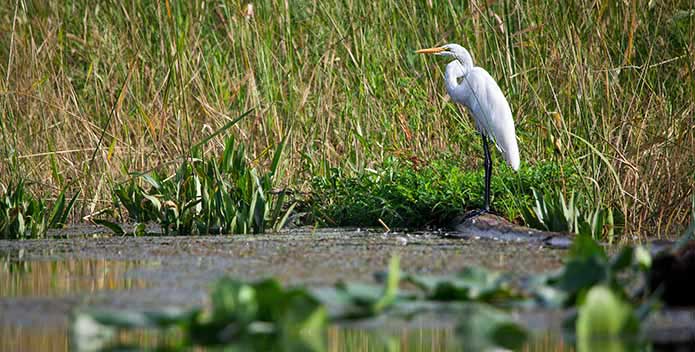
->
521 189 624 242
313 255 402 319
403 266 519 303
110 137 293 235
576 285 642 352
308 157 572 228
72 277 327 351
547 234 652 308
71 257 404 351
0 180 78 239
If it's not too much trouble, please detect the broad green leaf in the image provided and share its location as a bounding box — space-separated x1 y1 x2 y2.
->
405 266 513 302
92 219 125 235
556 256 606 296
576 286 640 352
569 233 606 261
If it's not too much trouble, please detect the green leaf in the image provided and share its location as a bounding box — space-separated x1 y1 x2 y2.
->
634 246 651 271
576 286 640 352
609 247 634 272
556 256 606 296
405 266 514 302
70 312 116 352
141 174 161 190
142 193 162 212
192 109 253 150
92 219 125 235
47 190 66 228
569 233 606 261
372 255 400 312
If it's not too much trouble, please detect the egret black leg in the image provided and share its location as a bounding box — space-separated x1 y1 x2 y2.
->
460 133 492 222
482 133 492 212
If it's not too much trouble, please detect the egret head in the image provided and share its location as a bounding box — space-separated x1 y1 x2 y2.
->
416 43 473 69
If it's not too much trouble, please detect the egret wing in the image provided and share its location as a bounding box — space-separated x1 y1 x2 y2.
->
452 68 520 170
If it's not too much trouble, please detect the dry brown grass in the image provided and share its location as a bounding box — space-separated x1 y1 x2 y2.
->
0 0 693 238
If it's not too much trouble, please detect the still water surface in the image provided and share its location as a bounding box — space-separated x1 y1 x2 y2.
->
0 256 578 351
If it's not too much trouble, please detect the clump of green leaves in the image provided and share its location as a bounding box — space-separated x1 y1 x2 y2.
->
110 137 293 235
72 277 327 351
0 180 78 239
313 255 403 319
309 157 571 228
71 256 530 351
548 234 652 307
404 266 518 303
521 189 624 242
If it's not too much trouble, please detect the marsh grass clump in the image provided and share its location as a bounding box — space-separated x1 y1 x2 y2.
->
307 157 573 228
521 189 625 242
0 181 78 239
111 137 293 235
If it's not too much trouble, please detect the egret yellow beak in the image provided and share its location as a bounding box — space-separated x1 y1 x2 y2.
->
415 46 446 54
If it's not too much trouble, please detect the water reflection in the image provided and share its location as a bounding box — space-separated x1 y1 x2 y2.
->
0 325 68 352
328 327 461 351
0 257 153 351
0 258 150 297
0 324 577 352
0 257 649 352
329 327 575 352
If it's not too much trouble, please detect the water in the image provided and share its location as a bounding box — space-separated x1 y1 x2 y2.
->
0 255 570 351
1 258 149 297
0 232 690 351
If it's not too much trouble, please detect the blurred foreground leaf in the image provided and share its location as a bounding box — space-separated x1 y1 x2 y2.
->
576 286 640 352
456 303 528 351
404 266 517 302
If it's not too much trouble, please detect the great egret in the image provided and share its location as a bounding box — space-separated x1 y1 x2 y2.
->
417 43 519 216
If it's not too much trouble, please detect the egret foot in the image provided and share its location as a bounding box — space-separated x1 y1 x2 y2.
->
461 208 489 222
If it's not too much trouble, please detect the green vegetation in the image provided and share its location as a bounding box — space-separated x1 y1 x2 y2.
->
1 1 693 238
72 277 327 351
107 136 292 235
72 235 656 350
521 188 625 242
308 157 572 228
0 180 78 239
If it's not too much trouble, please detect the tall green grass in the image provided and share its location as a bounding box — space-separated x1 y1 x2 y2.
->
0 0 693 238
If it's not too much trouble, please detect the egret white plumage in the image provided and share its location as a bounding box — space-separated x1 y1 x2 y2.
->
417 44 519 216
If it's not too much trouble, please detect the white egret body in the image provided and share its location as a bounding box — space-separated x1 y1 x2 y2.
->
417 44 520 213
